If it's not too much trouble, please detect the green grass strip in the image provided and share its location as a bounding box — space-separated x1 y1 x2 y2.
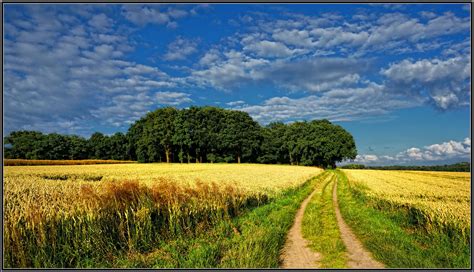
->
111 171 330 268
302 171 347 268
334 169 470 268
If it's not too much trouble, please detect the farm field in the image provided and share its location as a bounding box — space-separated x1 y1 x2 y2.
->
4 163 322 268
338 169 471 268
4 159 136 166
3 163 471 268
343 169 470 235
4 163 321 194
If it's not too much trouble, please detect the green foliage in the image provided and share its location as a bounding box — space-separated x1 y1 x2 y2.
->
340 164 366 169
4 107 357 167
282 120 357 168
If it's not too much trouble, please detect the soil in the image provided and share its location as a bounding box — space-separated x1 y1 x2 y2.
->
332 180 385 268
280 181 322 268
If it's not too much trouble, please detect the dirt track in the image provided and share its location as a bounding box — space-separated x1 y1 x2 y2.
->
332 179 385 268
280 179 322 268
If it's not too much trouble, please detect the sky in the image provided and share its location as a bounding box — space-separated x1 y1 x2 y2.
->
3 3 471 166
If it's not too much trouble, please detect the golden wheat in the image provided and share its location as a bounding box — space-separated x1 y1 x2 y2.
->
4 159 136 166
4 163 322 267
342 169 470 233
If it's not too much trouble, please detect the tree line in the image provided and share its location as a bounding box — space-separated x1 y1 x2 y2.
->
341 162 470 172
4 106 357 168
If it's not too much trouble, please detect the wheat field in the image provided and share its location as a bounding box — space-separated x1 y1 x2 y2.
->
4 163 322 267
342 169 470 236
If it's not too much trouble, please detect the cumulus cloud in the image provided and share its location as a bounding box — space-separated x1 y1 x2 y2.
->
190 50 269 90
244 40 302 58
349 138 471 165
248 10 469 57
3 5 185 135
261 58 367 92
88 13 113 31
272 29 314 47
191 55 369 93
155 91 193 105
382 56 470 109
163 37 199 61
226 100 246 106
198 49 221 66
353 154 379 163
230 82 419 124
121 5 188 26
3 5 471 136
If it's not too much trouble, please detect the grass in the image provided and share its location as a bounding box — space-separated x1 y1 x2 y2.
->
335 169 471 268
109 172 329 268
302 171 347 268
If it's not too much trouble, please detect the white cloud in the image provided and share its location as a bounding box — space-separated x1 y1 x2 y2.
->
155 91 193 105
3 5 471 136
419 11 437 19
353 154 379 163
261 58 367 93
198 49 221 66
163 37 199 61
88 13 113 31
382 56 470 109
4 5 186 135
191 55 370 93
121 5 188 26
244 40 302 58
272 29 314 47
190 50 269 90
350 138 471 165
258 10 469 56
231 82 419 124
311 27 369 48
226 100 246 106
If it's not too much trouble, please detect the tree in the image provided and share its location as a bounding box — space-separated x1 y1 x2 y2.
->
4 131 45 159
221 110 261 163
284 122 306 165
68 135 90 160
88 132 109 160
152 107 178 163
109 132 128 160
126 117 146 161
6 108 358 167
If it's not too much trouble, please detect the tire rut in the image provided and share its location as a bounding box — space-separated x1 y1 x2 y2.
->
279 175 327 268
332 177 385 268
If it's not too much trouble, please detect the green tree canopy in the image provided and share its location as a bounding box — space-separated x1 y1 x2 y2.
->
5 107 358 168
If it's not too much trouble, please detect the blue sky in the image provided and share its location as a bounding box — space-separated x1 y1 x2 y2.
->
3 4 471 165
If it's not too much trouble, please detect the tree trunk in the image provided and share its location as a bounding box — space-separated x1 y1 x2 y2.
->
165 148 170 163
187 152 190 163
200 156 203 163
237 155 241 164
